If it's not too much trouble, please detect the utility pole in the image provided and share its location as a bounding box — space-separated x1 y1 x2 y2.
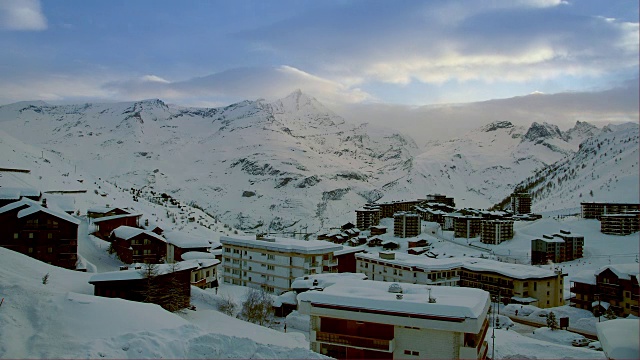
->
491 298 496 360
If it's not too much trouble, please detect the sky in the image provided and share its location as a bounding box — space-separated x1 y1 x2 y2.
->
0 0 638 113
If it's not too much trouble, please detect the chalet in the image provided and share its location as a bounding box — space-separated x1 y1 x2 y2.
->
87 206 131 219
382 240 400 250
164 231 214 262
370 225 387 236
367 237 383 247
92 213 143 239
0 198 79 269
181 259 220 289
109 226 168 264
299 279 490 359
570 264 639 317
42 194 76 214
408 239 429 248
88 263 197 311
341 222 356 231
273 291 299 317
141 219 164 235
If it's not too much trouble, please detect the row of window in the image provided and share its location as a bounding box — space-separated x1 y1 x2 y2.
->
14 233 55 239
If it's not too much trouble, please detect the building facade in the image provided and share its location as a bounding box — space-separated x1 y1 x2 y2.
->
511 193 532 215
480 220 514 245
531 230 584 265
0 199 79 269
298 279 490 360
581 202 640 220
424 194 456 207
356 206 381 230
600 212 640 235
110 226 168 264
220 234 342 294
570 264 639 317
375 201 422 219
454 216 483 238
356 252 565 308
393 212 421 238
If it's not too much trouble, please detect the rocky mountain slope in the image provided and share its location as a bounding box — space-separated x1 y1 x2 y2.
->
0 92 633 231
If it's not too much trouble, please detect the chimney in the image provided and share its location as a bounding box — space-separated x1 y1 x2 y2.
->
396 294 403 300
41 198 47 208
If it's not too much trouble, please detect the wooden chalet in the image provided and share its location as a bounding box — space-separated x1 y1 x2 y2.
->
164 231 213 262
92 213 143 239
87 206 131 219
110 226 167 264
367 237 383 247
370 225 387 236
0 198 79 269
0 187 42 207
88 263 197 311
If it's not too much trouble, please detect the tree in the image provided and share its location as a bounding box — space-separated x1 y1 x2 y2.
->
163 262 190 312
42 273 50 285
218 294 237 316
240 288 274 326
546 311 558 330
603 306 617 320
139 262 162 305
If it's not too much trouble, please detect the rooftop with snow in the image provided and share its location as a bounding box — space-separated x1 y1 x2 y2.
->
220 234 342 254
298 279 490 320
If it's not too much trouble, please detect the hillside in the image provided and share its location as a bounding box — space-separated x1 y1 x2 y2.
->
0 92 634 232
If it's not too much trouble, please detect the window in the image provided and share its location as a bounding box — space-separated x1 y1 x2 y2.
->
143 249 151 255
547 291 550 295
13 233 18 239
133 250 140 255
534 283 537 291
131 239 139 245
47 247 53 253
29 233 34 239
144 239 151 245
224 248 231 253
523 282 528 287
267 254 275 260
206 270 210 277
267 265 275 271
47 233 53 239
233 249 240 254
28 247 34 253
547 281 550 286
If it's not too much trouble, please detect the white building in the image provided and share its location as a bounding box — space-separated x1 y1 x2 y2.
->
220 234 342 294
298 279 490 359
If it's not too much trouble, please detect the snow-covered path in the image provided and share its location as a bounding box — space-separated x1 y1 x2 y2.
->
76 218 124 273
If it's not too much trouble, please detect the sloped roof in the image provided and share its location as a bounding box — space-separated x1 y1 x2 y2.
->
0 198 40 214
164 231 211 249
111 226 166 243
17 205 81 225
595 264 640 280
89 263 197 283
92 213 143 223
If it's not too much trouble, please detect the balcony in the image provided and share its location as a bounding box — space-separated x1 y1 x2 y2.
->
312 331 395 353
304 262 322 270
323 259 338 267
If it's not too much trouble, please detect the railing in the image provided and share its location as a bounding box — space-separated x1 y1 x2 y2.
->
313 331 394 352
191 278 207 288
304 262 322 270
323 259 338 266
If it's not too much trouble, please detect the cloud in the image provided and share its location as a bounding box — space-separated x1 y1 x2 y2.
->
0 0 47 31
103 66 372 106
238 1 638 88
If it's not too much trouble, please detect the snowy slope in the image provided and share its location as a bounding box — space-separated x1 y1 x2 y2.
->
0 92 417 232
0 93 634 233
380 120 598 208
0 248 324 359
506 122 639 214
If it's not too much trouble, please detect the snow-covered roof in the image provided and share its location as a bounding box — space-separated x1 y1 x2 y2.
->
334 246 365 256
274 291 298 307
292 272 369 290
87 206 129 214
16 205 81 225
0 197 40 214
595 263 640 280
220 235 342 254
92 213 142 223
570 269 597 285
592 301 610 310
0 186 40 199
298 279 489 320
596 319 640 360
179 259 220 270
164 231 211 249
534 236 564 243
111 226 166 243
89 263 198 283
357 252 560 279
181 251 217 260
42 194 75 213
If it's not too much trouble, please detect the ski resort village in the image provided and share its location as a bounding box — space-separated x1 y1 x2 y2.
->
1 1 639 358
0 91 638 360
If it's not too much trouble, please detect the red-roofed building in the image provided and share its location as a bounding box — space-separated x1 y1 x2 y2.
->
110 226 167 264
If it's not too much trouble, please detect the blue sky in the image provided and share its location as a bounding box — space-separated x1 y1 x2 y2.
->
0 0 637 108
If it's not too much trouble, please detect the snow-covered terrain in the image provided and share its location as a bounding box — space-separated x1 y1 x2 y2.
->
1 92 635 232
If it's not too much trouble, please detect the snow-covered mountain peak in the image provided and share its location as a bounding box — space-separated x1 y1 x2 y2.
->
523 122 564 142
480 121 514 132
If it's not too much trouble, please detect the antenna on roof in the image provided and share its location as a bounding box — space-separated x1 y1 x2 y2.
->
427 287 436 303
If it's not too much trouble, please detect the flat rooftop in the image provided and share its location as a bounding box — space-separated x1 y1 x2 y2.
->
220 235 342 254
298 279 489 320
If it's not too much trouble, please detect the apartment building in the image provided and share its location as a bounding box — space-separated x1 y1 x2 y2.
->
356 252 565 308
355 206 382 230
570 264 639 317
454 216 483 238
600 212 640 235
480 220 514 245
375 200 422 218
424 194 456 207
298 279 490 360
531 230 584 265
393 212 421 238
220 234 342 294
511 193 532 215
581 202 640 220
